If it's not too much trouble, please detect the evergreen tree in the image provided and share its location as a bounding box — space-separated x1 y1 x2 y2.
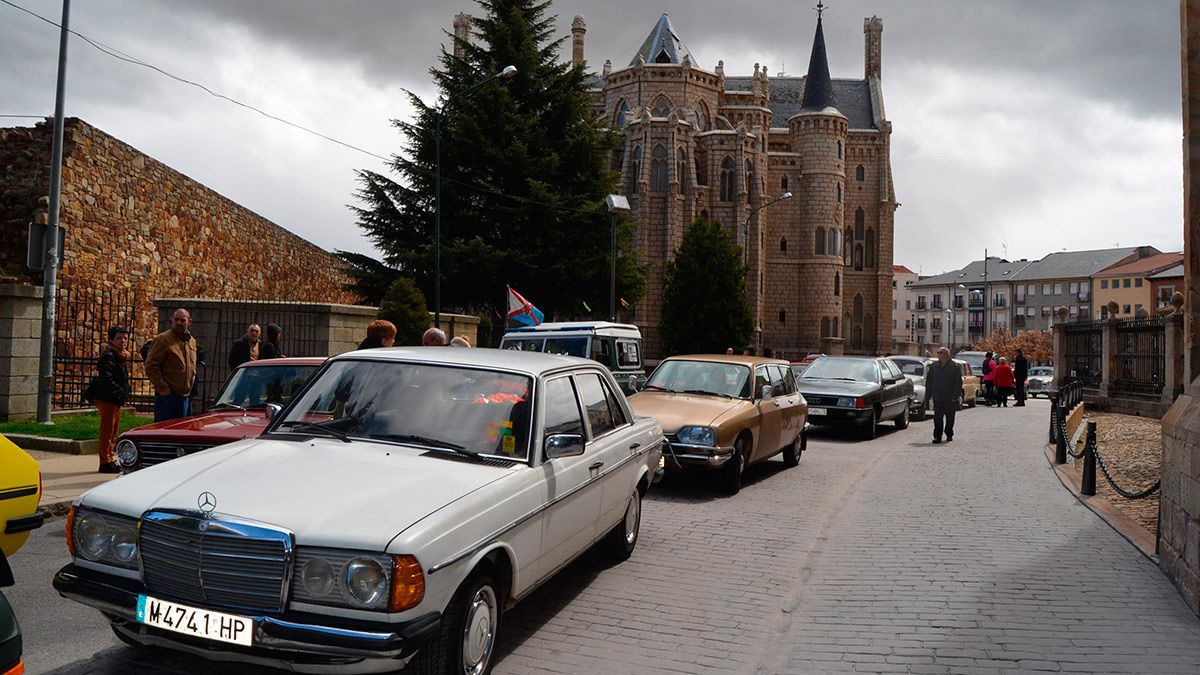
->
660 218 754 355
378 277 431 346
353 0 643 319
334 251 401 306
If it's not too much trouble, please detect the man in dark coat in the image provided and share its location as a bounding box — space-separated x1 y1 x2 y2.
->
1013 348 1030 407
228 323 262 370
926 347 963 444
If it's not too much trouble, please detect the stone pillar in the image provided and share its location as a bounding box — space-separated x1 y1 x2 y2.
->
1052 322 1065 386
864 16 883 81
452 13 473 61
0 284 43 421
1165 313 1186 405
820 336 845 356
571 16 586 67
1098 318 1119 398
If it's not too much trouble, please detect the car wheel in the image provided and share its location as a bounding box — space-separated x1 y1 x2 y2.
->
410 570 502 675
782 431 802 467
895 402 910 429
606 489 641 561
722 438 746 495
860 408 878 440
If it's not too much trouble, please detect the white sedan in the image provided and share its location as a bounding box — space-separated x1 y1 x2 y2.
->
54 348 664 674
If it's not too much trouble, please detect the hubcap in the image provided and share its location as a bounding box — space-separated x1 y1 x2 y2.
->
461 585 498 675
624 494 640 545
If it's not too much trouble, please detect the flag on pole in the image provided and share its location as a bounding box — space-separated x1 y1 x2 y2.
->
506 286 544 326
620 297 631 309
582 301 592 313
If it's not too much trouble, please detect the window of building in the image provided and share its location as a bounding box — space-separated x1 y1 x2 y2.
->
905 299 911 310
865 229 875 268
629 145 641 194
837 141 843 159
917 295 927 309
695 103 709 131
892 280 897 288
1123 304 1131 314
1123 278 1131 288
893 319 897 329
1135 303 1143 313
1042 307 1051 316
778 310 786 324
1042 283 1052 295
718 156 735 201
815 228 825 256
676 147 688 192
780 238 787 253
1028 284 1037 296
1053 283 1063 295
1101 279 1108 289
825 318 833 335
854 245 864 271
614 99 629 128
834 273 840 296
781 176 788 191
1100 306 1109 319
745 159 756 199
844 228 853 264
892 299 897 309
1015 285 1025 301
1159 285 1176 306
650 145 668 192
917 318 927 330
856 164 865 181
1069 281 1079 294
1069 305 1079 316
832 318 839 336
932 294 943 309
651 96 671 117
694 150 708 185
855 208 865 239
1135 278 1143 287
836 182 842 203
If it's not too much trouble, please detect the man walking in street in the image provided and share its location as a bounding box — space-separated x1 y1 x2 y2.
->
227 323 261 370
145 308 198 422
1013 348 1029 406
927 347 963 444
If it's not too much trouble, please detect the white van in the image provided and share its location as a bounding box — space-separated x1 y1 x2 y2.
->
499 321 645 394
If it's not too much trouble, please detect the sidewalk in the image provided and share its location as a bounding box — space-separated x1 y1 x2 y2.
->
27 449 118 516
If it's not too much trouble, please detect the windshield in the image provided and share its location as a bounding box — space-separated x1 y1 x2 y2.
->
215 365 319 408
801 358 880 383
957 353 985 371
501 335 589 358
645 360 751 398
1030 367 1053 377
275 360 533 459
894 360 925 377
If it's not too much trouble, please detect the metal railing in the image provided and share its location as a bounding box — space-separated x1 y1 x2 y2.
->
1063 321 1103 388
1050 392 1160 500
1112 318 1166 400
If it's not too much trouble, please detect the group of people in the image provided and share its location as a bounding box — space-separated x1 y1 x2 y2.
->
357 321 472 349
979 349 1030 408
228 322 285 369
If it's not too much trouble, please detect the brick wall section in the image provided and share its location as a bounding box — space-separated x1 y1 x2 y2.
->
0 284 42 420
0 118 357 346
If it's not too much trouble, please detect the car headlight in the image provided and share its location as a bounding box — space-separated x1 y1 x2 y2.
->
72 508 139 569
116 440 138 467
346 558 389 607
301 558 336 597
837 397 855 408
675 426 716 446
291 548 425 612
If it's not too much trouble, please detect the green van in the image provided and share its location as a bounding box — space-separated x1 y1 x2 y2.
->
499 322 646 394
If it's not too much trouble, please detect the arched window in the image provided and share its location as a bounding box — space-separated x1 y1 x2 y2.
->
865 228 875 268
844 228 853 264
832 317 839 337
745 160 755 199
651 96 671 117
676 147 688 191
719 156 735 202
781 176 788 191
856 164 865 181
779 310 786 324
854 244 864 271
834 272 840 296
836 182 842 203
829 230 839 257
855 208 865 239
650 145 668 192
629 145 642 194
614 100 630 129
695 149 708 185
815 228 826 255
837 141 843 159
695 104 709 131
780 238 787 253
821 317 830 337
853 295 864 351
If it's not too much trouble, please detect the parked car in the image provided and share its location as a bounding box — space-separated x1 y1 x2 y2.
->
628 355 808 494
54 348 663 674
889 355 931 420
114 357 324 472
955 358 983 409
499 321 645 394
1 435 45 675
1026 366 1054 398
954 350 987 375
796 356 914 439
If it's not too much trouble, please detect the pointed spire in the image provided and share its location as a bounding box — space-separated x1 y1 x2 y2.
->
630 13 692 66
800 12 839 113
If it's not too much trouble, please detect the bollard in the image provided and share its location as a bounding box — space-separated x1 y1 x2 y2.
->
1049 393 1059 445
1054 398 1067 465
1081 420 1097 496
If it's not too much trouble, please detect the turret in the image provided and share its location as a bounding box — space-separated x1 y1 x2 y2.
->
864 16 883 80
571 16 587 67
452 13 472 60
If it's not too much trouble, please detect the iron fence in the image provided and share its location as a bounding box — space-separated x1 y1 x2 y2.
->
1112 318 1165 399
1062 321 1102 388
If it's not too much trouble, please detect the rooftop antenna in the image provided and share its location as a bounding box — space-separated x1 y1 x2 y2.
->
777 60 786 78
814 1 826 18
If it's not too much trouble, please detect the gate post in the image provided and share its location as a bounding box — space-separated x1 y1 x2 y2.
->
1099 318 1119 400
1049 392 1059 445
1081 420 1097 496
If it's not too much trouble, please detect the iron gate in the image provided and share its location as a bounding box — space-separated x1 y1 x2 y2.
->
1113 318 1166 399
52 283 156 410
1063 321 1102 388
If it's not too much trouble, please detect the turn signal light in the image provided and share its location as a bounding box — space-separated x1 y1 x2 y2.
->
65 505 76 557
388 555 425 612
3 658 25 675
855 397 866 409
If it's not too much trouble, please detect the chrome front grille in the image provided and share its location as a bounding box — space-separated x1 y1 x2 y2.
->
803 394 840 407
138 442 214 467
139 512 293 614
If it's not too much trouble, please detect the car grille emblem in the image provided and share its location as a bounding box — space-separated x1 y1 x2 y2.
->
198 491 217 517
176 446 186 457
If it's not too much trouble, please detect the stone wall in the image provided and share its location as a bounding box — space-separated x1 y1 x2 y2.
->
0 285 42 420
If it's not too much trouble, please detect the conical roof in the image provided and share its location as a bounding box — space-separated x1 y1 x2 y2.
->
630 14 691 66
799 15 839 113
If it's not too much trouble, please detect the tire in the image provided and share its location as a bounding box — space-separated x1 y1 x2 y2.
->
409 570 502 675
782 431 803 467
722 438 746 495
895 402 910 429
605 489 641 561
860 408 879 440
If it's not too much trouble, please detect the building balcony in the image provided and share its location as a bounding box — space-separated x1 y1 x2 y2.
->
953 300 964 309
968 299 984 308
915 302 927 311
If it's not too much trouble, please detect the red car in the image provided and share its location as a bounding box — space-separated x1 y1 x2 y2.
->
114 357 325 472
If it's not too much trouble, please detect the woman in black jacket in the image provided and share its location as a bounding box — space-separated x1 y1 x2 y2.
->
92 326 131 474
260 324 285 359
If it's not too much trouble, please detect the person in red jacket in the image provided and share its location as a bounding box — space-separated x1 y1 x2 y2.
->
992 356 1015 407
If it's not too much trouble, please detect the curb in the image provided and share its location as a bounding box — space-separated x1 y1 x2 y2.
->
1042 444 1158 561
5 433 98 455
41 499 75 519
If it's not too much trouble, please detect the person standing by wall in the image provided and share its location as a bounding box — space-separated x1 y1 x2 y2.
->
993 356 1015 407
1013 348 1029 407
358 320 397 349
90 326 131 474
260 324 285 359
228 323 261 370
927 347 963 444
145 308 198 422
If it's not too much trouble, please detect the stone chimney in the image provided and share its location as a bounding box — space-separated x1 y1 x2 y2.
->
453 13 473 60
571 16 587 67
864 16 883 80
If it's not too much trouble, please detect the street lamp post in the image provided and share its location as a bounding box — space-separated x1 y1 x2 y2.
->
433 65 517 325
605 195 631 321
740 192 792 269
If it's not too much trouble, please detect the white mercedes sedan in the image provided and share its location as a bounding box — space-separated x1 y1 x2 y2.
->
54 348 664 674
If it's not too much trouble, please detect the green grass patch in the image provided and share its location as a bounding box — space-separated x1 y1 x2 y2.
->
0 411 155 440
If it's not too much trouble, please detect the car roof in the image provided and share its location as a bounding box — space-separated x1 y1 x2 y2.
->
236 356 326 368
660 354 790 367
329 346 598 376
503 321 641 337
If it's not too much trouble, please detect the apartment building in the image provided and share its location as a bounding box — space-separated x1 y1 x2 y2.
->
1007 247 1153 332
908 257 1032 349
1094 251 1185 318
892 265 919 344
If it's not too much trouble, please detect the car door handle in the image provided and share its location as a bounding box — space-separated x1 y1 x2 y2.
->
589 460 605 470
628 442 641 450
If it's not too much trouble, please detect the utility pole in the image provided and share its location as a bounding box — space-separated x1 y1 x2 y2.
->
982 248 989 345
37 0 71 425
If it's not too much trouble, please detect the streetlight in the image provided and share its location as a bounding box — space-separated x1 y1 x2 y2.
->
741 192 792 268
434 64 517 324
605 194 631 321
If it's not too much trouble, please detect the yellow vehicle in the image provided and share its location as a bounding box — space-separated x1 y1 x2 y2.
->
1 434 43 675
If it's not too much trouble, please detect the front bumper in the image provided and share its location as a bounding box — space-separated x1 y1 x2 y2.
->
53 564 439 669
805 406 875 426
661 442 737 470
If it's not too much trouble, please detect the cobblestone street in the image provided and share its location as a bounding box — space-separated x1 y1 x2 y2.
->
10 400 1200 674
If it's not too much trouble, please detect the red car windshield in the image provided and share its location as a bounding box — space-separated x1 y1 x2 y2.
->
214 365 320 409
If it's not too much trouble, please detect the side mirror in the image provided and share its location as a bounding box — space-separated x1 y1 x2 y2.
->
544 433 585 459
265 403 282 420
760 385 773 400
628 375 639 392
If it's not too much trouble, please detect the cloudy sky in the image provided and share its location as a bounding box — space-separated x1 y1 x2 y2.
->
0 0 1184 275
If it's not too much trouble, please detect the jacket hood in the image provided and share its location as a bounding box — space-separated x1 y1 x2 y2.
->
78 437 516 550
628 391 744 432
795 378 878 397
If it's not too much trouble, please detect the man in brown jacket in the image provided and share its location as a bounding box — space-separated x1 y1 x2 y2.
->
145 308 198 422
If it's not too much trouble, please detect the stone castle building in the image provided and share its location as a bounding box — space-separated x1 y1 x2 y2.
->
578 11 897 357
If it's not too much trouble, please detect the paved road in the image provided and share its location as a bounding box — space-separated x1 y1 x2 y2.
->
8 399 1200 674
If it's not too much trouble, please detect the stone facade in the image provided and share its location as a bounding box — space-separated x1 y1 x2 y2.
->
0 284 42 420
0 118 357 351
579 13 896 358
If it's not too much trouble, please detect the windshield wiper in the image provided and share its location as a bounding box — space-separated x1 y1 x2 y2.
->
641 384 669 391
210 401 246 412
680 389 733 399
375 434 476 457
277 419 352 443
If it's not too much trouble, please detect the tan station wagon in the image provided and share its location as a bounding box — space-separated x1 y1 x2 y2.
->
628 355 808 494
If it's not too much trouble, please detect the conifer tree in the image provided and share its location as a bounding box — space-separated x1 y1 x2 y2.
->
353 0 643 318
660 218 754 355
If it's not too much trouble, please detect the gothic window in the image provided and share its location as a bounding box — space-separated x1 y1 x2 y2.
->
780 238 787 253
654 49 672 64
836 182 842 203
854 244 864 271
614 99 629 129
696 104 709 131
719 156 735 202
834 272 840 296
837 141 843 159
745 160 756 199
821 317 830 337
779 310 786 324
815 228 826 255
844 228 853 264
629 145 642 194
676 148 688 192
695 150 708 185
651 96 672 117
855 208 865 239
856 164 865 181
781 176 788 191
832 317 839 337
829 229 839 257
650 145 668 192
865 228 875 268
